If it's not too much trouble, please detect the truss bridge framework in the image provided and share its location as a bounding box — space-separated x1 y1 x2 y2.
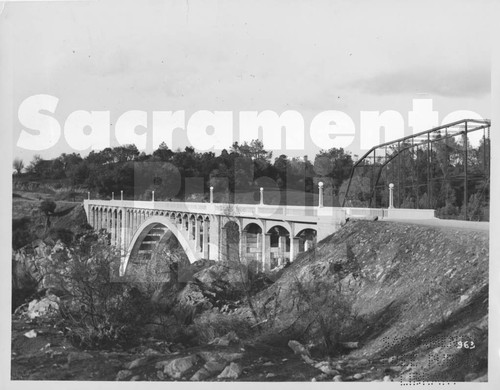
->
342 119 491 220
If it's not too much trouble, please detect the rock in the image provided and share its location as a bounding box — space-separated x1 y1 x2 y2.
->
389 365 402 372
266 373 276 378
144 348 162 356
130 375 141 381
210 331 240 346
311 377 316 382
341 341 359 349
127 357 149 370
156 370 165 380
383 375 392 382
353 373 363 380
464 373 478 381
301 354 315 364
115 370 133 381
472 374 487 382
263 361 274 366
217 362 242 379
189 361 226 381
459 295 469 303
197 350 243 363
288 340 310 356
387 356 397 364
161 355 199 379
190 367 212 381
333 375 343 382
357 358 369 366
67 351 93 364
23 330 37 338
204 360 227 373
26 296 59 319
321 367 339 376
314 361 339 376
194 263 245 289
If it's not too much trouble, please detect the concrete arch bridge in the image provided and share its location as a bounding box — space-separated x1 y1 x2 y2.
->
83 199 434 276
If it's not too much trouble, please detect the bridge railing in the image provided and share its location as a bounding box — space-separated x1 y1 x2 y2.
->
83 199 344 221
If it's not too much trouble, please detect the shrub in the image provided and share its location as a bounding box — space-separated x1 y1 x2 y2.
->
51 233 153 349
287 276 357 355
191 309 254 344
12 217 35 250
40 199 57 215
48 227 74 245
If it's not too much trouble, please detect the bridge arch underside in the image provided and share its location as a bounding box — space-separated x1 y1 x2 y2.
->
222 218 318 272
121 216 204 276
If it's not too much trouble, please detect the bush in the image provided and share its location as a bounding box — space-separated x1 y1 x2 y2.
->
50 233 153 349
287 277 357 355
48 227 74 245
40 199 57 215
12 217 35 250
191 309 254 344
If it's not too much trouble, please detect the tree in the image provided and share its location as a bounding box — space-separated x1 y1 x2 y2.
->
231 139 272 162
13 158 24 175
152 142 174 162
40 200 57 232
25 154 43 175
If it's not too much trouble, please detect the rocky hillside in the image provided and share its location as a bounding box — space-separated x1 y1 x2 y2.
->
11 219 488 382
245 220 489 381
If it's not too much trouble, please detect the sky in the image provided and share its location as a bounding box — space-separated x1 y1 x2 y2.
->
1 0 493 164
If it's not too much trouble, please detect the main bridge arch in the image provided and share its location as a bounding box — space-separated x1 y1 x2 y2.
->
120 215 198 276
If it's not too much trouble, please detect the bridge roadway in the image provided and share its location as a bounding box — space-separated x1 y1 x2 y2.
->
83 199 435 276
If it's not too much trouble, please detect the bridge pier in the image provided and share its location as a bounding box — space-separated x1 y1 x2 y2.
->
202 218 209 258
263 233 271 272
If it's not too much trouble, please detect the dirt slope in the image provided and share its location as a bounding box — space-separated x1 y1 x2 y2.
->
250 220 488 381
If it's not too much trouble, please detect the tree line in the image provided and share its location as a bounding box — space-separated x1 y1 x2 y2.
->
13 141 354 206
13 135 490 219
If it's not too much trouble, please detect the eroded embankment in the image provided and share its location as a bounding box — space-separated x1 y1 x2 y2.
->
248 220 488 381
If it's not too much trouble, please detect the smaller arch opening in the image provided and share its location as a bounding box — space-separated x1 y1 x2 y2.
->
296 228 317 252
267 225 290 269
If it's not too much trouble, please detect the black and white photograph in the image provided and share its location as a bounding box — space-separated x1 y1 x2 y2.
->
1 0 498 387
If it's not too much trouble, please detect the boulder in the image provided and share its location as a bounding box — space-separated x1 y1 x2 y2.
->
314 361 339 376
340 341 359 349
464 373 478 381
197 350 244 363
217 362 242 379
190 367 212 381
126 357 150 370
25 295 59 319
115 370 133 381
288 340 310 357
23 330 37 338
209 331 240 346
204 360 227 373
158 355 199 379
194 263 246 289
187 359 227 381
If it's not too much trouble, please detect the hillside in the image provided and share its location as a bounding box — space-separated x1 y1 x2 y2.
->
246 220 489 381
11 215 488 382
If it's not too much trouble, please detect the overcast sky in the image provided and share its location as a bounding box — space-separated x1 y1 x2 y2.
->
2 0 493 163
